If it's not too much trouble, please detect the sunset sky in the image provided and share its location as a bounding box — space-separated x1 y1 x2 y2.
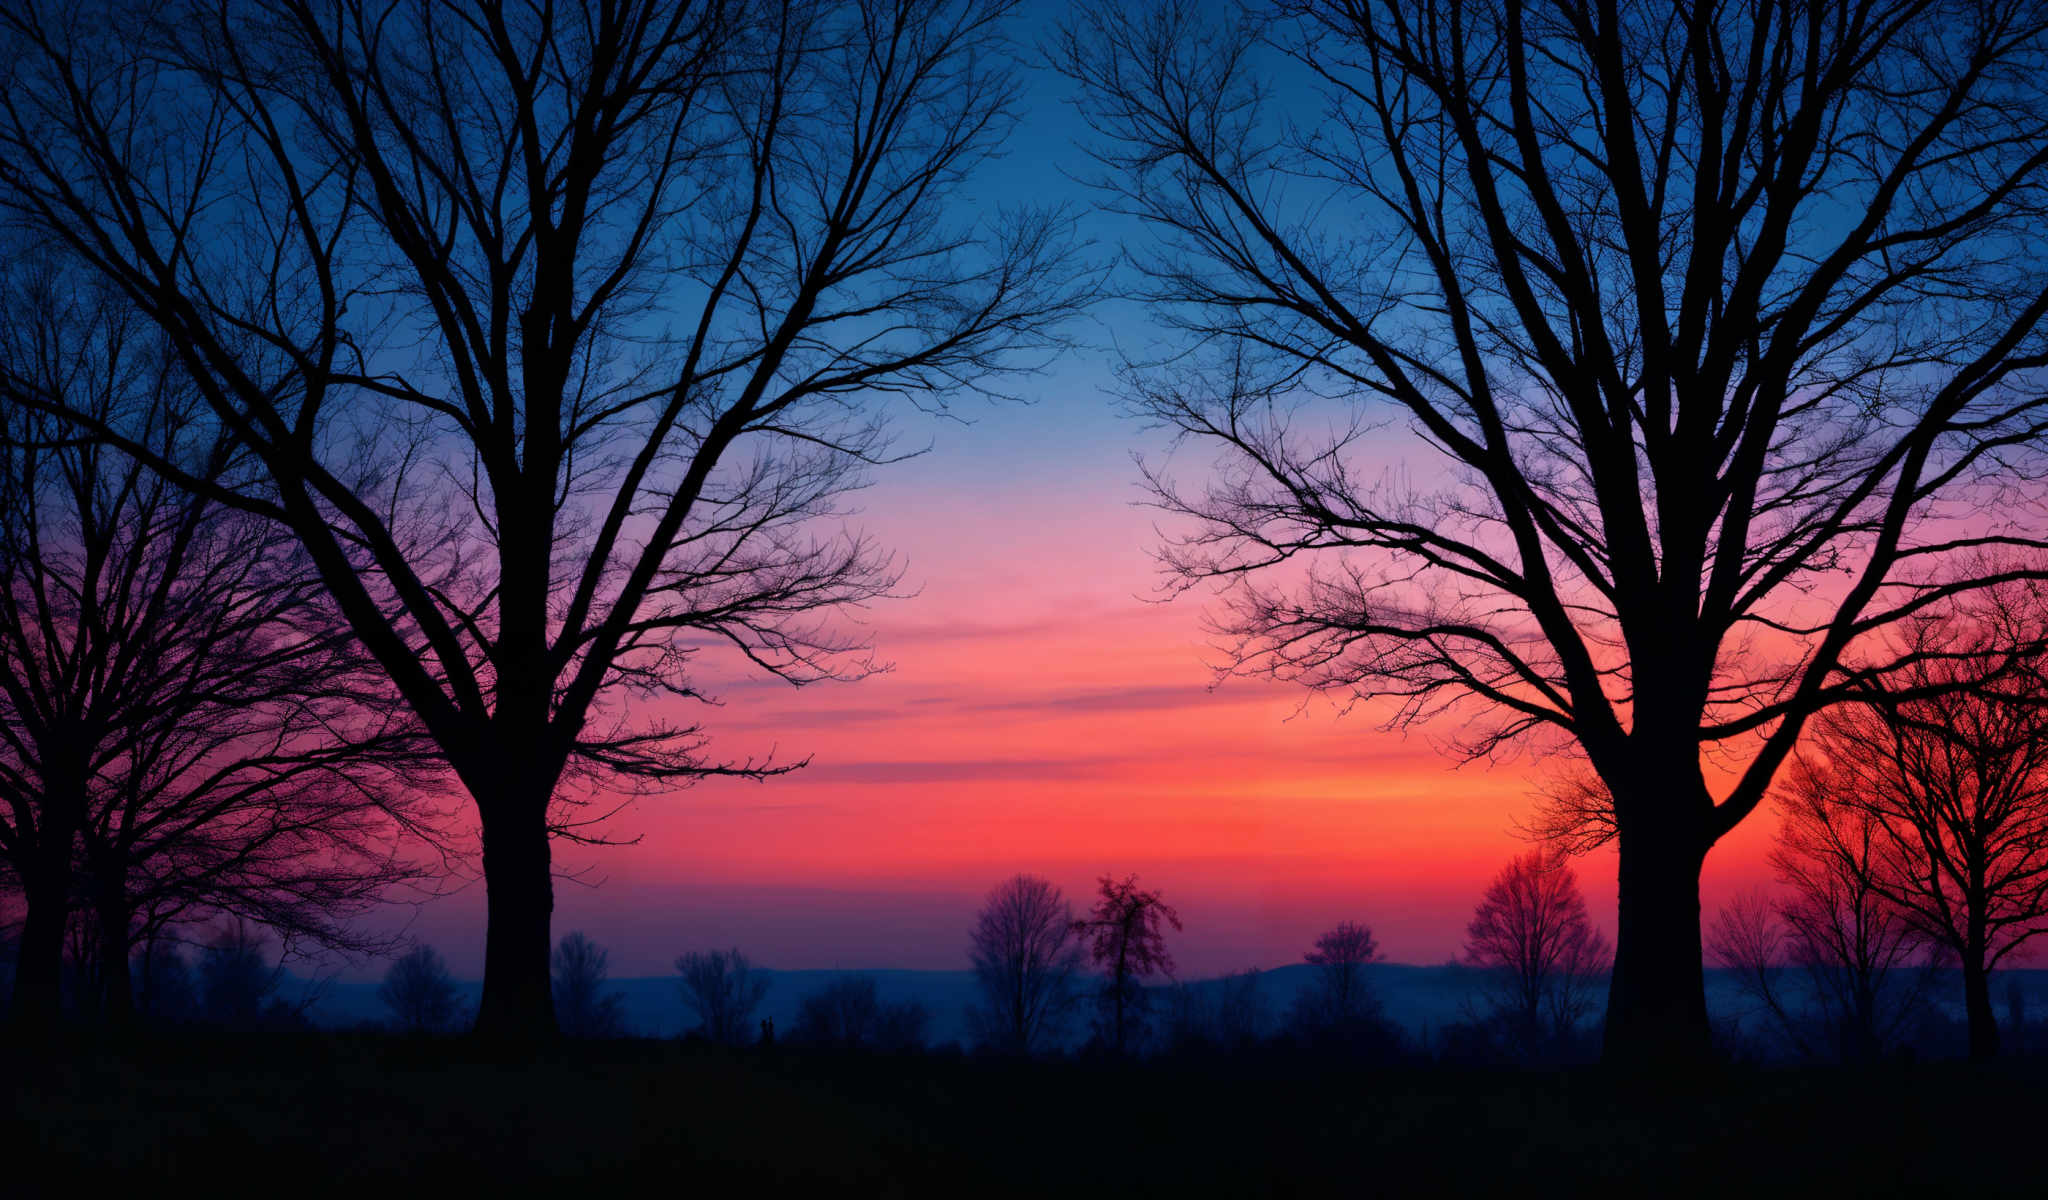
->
390 341 1782 983
377 34 1788 983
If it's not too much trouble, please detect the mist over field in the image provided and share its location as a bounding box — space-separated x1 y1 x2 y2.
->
290 964 2048 1056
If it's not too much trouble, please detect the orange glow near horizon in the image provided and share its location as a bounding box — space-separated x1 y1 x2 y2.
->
379 405 1792 981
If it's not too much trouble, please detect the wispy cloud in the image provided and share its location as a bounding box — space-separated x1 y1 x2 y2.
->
869 602 1167 648
798 755 1138 783
963 682 1253 716
709 681 1259 730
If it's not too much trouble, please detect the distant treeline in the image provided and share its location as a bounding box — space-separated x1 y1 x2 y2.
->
13 851 2034 1066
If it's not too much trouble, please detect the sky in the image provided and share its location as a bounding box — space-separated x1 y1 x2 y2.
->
382 346 1784 981
368 15 1787 983
381 375 1782 980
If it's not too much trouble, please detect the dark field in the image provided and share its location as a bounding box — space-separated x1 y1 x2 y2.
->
6 1038 2044 1195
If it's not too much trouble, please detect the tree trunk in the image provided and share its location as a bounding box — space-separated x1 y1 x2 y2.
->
1602 809 1713 1067
96 888 134 1029
1112 970 1125 1054
9 865 70 1033
471 787 557 1040
1963 952 1999 1061
8 808 82 1035
136 930 158 1024
1112 940 1131 1054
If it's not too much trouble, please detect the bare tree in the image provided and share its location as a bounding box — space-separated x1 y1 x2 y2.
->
1709 883 1933 1064
1213 967 1265 1050
1707 890 1797 1054
1518 768 1617 859
1165 966 1268 1052
1463 851 1610 1051
1055 0 2048 1062
966 873 1082 1055
873 996 932 1054
1162 978 1214 1052
793 975 881 1048
380 944 463 1034
1770 756 1939 1060
1794 628 2048 1058
1290 920 1382 1038
551 931 627 1039
675 946 769 1046
0 0 1087 1038
0 885 19 1020
131 937 196 1026
792 973 928 1052
0 268 433 1031
195 920 290 1030
1074 873 1181 1054
63 906 104 1021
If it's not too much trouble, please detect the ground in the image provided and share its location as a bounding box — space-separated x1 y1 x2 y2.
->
5 1037 2042 1194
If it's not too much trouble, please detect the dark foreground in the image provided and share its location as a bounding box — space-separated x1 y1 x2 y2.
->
5 1037 2042 1195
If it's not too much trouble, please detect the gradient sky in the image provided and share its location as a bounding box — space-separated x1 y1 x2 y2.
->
385 363 1785 982
370 19 1787 982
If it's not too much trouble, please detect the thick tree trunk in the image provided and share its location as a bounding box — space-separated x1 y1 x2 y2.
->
9 867 70 1033
135 932 159 1023
10 781 84 1034
9 809 81 1034
96 889 134 1029
1963 952 1999 1061
1602 812 1713 1067
471 788 557 1040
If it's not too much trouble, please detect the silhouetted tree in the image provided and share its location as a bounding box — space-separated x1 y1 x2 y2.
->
793 976 879 1049
551 932 627 1040
675 947 770 1046
1163 980 1214 1052
1074 874 1181 1054
1790 631 2048 1059
1519 769 1617 859
0 876 15 1017
966 873 1082 1054
1056 0 2048 1064
1291 921 1382 1039
380 945 463 1034
1164 968 1267 1053
1706 891 1797 1052
197 922 283 1030
63 906 104 1020
1770 759 1939 1061
1708 884 1933 1065
792 974 928 1052
0 270 432 1031
0 927 13 1022
132 938 195 1027
0 0 1088 1039
1463 851 1609 1051
873 998 932 1055
1218 968 1266 1050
